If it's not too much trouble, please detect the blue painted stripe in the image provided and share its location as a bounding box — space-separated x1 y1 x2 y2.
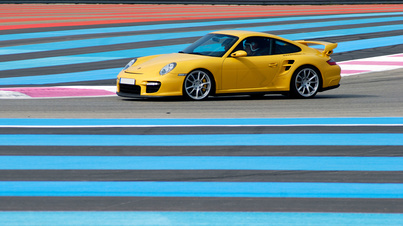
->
1 117 402 126
0 134 402 146
0 31 205 55
0 44 187 71
336 35 403 53
281 24 403 41
0 68 121 85
1 212 402 226
2 156 402 171
2 18 403 55
1 12 401 42
0 181 401 198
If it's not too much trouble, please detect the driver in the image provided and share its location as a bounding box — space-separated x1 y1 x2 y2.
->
243 39 261 56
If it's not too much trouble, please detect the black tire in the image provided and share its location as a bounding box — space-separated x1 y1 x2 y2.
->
183 70 214 100
290 66 321 98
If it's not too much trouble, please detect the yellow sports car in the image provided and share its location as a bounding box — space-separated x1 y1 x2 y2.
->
117 30 341 100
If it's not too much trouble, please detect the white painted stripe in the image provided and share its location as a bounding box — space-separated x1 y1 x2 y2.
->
0 86 116 99
340 53 403 76
0 91 31 99
61 86 117 93
2 118 403 128
2 124 403 128
341 65 402 70
352 56 403 62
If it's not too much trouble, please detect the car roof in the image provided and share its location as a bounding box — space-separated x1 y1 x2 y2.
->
211 30 279 39
210 30 307 51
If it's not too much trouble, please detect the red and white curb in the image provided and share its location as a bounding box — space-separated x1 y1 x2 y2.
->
0 53 402 99
0 86 116 99
339 53 403 77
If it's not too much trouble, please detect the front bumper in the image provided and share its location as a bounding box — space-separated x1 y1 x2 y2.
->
117 73 185 98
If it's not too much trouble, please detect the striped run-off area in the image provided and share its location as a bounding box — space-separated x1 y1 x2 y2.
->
1 4 403 98
0 117 402 225
338 53 403 76
0 4 403 225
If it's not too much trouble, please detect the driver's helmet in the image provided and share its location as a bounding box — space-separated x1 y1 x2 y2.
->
243 39 260 52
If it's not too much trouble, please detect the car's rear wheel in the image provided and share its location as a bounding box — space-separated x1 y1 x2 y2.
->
290 66 321 98
183 70 213 100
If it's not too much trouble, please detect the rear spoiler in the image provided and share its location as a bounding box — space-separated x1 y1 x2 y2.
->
295 40 338 56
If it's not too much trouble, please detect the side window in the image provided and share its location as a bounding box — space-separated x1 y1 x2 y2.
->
233 37 272 56
273 40 301 54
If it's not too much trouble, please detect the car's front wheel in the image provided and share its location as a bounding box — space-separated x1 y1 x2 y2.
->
183 70 213 100
290 66 321 98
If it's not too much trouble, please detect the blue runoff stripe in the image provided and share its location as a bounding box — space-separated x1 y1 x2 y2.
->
0 181 402 198
0 212 402 226
281 24 403 43
1 11 401 42
0 68 121 85
2 156 402 171
0 44 187 71
0 31 205 55
1 117 402 126
337 35 403 53
0 134 403 146
2 18 403 55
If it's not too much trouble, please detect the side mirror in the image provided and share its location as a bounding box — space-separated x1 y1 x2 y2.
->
231 50 247 58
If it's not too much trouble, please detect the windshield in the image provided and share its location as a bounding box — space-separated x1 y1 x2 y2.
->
181 33 238 57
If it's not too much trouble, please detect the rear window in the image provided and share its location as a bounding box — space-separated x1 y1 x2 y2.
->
273 40 301 54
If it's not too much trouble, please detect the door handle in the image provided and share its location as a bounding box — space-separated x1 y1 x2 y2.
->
268 63 278 67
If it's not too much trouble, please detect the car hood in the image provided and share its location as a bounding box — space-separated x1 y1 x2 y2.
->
125 53 209 74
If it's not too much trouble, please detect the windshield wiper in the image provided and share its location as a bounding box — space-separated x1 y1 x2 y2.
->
190 52 204 55
178 51 204 56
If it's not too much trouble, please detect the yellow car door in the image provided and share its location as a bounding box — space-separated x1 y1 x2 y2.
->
221 54 281 92
220 36 283 92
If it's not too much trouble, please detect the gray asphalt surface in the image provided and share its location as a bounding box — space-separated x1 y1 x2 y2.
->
1 68 402 118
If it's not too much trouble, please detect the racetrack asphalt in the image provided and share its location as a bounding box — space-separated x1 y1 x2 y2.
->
0 4 402 225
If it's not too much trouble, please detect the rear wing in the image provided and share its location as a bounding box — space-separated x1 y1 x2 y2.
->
295 40 338 56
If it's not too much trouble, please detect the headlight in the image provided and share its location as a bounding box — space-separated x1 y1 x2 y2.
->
123 58 137 70
160 62 177 75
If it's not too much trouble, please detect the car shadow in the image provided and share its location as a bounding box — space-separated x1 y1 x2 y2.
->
313 94 378 99
121 94 288 102
120 93 376 102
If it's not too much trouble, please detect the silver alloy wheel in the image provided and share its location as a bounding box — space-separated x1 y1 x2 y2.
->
294 67 320 98
184 70 212 100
